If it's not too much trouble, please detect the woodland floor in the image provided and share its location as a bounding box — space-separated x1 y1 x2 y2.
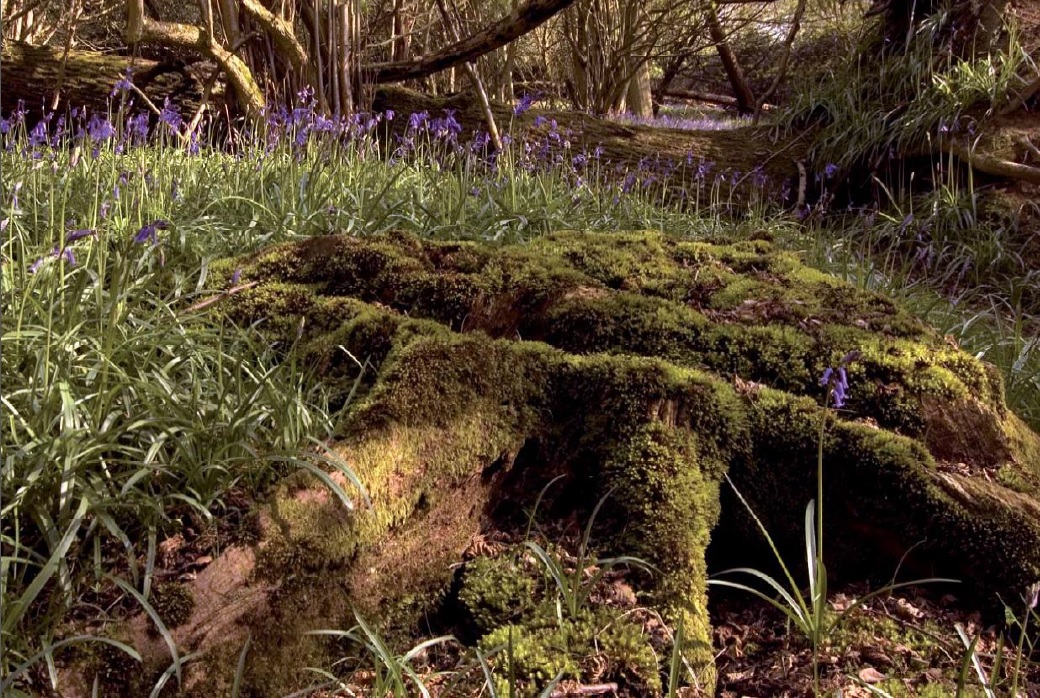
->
126 484 1040 698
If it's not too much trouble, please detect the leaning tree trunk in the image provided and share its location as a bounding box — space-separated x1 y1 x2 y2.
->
706 2 755 115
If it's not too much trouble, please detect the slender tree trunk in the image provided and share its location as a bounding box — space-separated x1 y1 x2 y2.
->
706 2 754 115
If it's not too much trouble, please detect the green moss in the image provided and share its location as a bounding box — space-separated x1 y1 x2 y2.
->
194 229 1040 696
460 553 539 633
150 582 195 630
479 605 660 695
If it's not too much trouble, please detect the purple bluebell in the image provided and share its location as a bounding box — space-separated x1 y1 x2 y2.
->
127 112 149 144
159 99 183 131
87 115 115 142
514 93 536 115
824 163 839 179
65 228 95 243
50 116 67 147
28 120 48 148
408 111 429 131
385 109 395 121
820 353 857 409
111 68 134 97
133 219 169 245
751 166 768 188
30 245 76 273
232 268 242 285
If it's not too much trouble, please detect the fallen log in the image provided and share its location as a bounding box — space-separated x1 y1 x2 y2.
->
0 42 211 120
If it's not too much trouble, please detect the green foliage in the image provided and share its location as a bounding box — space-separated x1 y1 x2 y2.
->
308 611 455 697
0 139 363 691
784 3 1033 170
710 374 957 695
477 603 660 695
524 487 656 621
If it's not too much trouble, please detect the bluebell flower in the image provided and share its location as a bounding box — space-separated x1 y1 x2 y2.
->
751 166 768 188
385 109 395 121
111 68 134 97
232 268 242 285
824 163 839 179
514 93 536 115
28 120 48 148
51 116 67 147
407 111 429 131
159 99 183 131
819 352 858 409
29 246 76 274
133 219 169 245
87 115 115 142
65 228 95 243
127 112 149 144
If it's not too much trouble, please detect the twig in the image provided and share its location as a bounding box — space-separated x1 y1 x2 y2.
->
179 281 259 315
550 683 618 697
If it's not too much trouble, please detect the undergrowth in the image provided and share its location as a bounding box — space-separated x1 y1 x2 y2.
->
0 48 1037 690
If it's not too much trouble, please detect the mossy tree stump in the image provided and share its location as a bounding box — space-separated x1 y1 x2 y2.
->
115 230 1039 696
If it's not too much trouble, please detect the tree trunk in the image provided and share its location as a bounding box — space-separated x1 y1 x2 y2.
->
625 59 652 117
706 2 755 115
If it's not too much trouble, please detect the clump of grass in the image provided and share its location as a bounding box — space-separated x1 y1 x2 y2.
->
0 122 362 691
307 612 455 697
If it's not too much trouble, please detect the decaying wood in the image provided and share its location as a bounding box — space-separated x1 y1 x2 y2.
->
0 41 208 118
947 139 1040 185
662 88 774 111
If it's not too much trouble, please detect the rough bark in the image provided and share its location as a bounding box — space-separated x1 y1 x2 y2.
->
125 0 264 116
625 60 653 117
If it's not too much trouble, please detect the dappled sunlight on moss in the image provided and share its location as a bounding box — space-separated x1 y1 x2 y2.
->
181 229 1040 695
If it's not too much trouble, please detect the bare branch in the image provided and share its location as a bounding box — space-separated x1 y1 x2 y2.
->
366 0 579 84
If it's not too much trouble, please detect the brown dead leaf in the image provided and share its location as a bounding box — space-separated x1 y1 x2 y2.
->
858 667 887 684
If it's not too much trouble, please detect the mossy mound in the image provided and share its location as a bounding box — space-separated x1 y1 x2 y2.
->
124 230 1038 696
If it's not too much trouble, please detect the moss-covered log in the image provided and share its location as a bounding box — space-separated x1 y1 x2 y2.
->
0 42 210 119
100 230 1040 696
